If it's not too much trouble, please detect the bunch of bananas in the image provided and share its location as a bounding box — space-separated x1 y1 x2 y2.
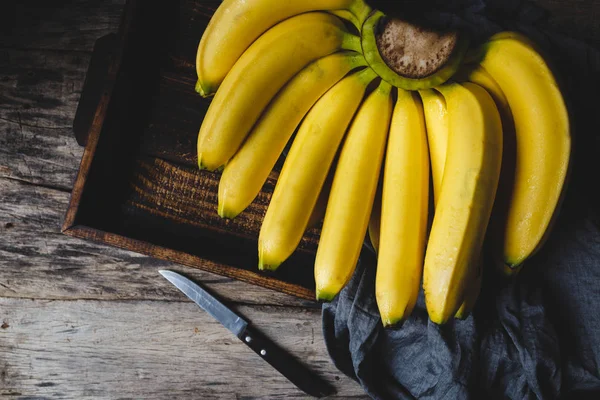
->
195 0 571 325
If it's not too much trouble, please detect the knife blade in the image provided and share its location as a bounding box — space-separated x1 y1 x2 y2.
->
159 270 336 398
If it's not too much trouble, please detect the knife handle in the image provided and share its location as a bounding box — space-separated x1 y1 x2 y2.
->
237 325 336 398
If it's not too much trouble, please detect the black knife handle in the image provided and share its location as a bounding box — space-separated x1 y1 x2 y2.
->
237 325 336 398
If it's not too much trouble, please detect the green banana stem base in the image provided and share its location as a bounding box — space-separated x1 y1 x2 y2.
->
348 0 373 28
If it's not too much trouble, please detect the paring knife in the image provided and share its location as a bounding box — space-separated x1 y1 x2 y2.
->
159 270 336 398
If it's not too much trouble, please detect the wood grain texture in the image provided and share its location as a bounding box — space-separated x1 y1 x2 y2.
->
0 177 313 307
0 49 91 190
0 298 367 399
0 122 81 192
0 49 89 190
0 49 90 128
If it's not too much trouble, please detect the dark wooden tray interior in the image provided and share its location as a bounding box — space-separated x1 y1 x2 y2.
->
63 0 325 300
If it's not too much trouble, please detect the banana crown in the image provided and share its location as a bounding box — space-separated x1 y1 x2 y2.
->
195 0 571 325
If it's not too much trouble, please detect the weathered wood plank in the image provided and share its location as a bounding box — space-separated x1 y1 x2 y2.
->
0 49 90 190
1 0 125 52
0 49 90 129
0 298 368 399
0 177 314 307
0 123 81 192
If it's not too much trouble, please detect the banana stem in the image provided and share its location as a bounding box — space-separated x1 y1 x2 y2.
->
356 65 378 83
342 34 363 54
329 10 361 32
349 0 373 30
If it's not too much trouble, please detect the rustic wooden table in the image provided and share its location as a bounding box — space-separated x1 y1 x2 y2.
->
1 0 598 399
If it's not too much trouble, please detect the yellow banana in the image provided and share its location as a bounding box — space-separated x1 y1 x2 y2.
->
258 68 377 271
464 31 539 64
419 88 448 206
456 65 516 292
315 81 393 301
196 0 372 96
375 89 430 326
420 85 484 320
457 64 513 125
267 167 332 232
455 256 483 319
488 31 539 50
218 51 366 218
197 12 362 171
423 82 503 324
368 178 382 253
307 168 335 231
475 37 571 272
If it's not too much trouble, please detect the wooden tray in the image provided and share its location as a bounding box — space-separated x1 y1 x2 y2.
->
62 0 324 300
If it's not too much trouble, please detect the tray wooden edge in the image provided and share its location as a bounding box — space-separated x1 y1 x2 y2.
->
62 0 137 232
62 224 316 301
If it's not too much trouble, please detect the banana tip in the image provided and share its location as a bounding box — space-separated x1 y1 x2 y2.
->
428 309 452 325
316 289 338 302
197 155 206 171
497 258 523 277
217 205 239 220
258 259 280 272
382 317 405 329
195 80 215 98
197 157 223 172
380 303 412 327
454 311 471 320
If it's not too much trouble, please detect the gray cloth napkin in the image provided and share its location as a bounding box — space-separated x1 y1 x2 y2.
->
322 1 600 399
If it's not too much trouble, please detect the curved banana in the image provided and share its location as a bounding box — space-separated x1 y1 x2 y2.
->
315 81 393 301
218 52 366 218
197 12 362 171
419 88 448 206
375 89 430 326
456 64 517 289
423 82 503 324
196 0 372 96
258 68 377 271
476 37 571 272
